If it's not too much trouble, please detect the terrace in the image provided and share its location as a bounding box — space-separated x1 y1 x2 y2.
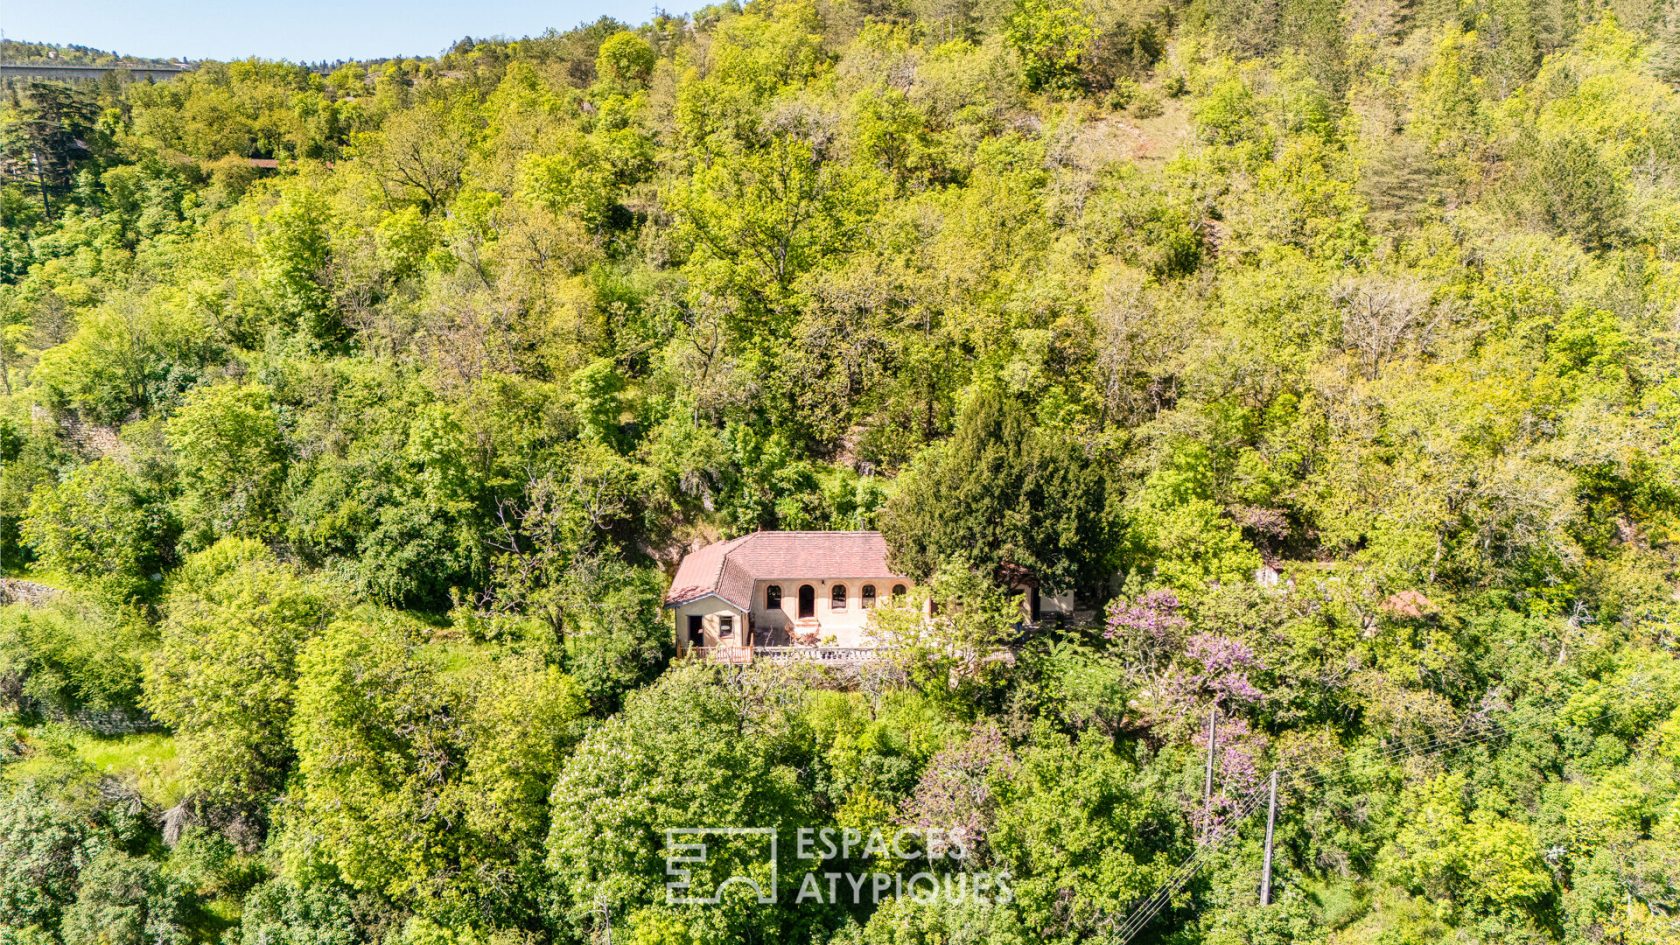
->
686 645 895 665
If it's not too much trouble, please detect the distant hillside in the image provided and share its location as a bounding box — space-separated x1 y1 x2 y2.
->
0 38 183 68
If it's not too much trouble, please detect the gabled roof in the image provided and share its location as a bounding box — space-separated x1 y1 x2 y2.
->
664 531 908 609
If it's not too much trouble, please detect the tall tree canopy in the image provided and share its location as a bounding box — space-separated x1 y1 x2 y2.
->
1 4 1679 944
880 387 1119 593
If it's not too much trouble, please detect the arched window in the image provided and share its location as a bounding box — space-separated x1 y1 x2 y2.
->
861 585 877 609
831 584 848 611
891 584 908 598
765 585 782 610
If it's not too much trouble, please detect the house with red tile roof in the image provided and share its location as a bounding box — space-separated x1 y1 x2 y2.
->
664 530 1075 659
665 531 914 655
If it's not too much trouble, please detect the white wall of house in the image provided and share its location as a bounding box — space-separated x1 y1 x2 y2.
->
1020 587 1076 619
746 577 910 647
672 598 747 653
672 582 1077 655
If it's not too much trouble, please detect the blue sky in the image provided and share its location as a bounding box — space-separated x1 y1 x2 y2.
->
2 0 685 63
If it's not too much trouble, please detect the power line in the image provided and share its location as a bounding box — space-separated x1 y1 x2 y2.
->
1110 672 1674 944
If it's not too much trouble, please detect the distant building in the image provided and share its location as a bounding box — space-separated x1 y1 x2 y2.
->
665 531 908 654
664 530 1074 659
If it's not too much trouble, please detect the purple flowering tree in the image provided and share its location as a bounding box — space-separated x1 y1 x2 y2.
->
1105 589 1264 711
1183 632 1264 705
1104 589 1190 683
898 723 1018 865
1104 589 1270 832
1104 588 1189 643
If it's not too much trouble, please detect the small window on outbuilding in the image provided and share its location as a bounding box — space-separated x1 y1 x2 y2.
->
892 584 908 598
862 585 877 609
831 585 848 611
719 615 734 637
766 585 782 610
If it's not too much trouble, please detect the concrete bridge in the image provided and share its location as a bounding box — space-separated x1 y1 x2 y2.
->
1 62 191 82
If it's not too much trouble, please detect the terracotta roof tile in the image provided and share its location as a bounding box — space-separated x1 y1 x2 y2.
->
664 531 908 609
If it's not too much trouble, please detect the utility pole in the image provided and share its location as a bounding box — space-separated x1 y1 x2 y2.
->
1201 707 1217 844
1260 770 1278 906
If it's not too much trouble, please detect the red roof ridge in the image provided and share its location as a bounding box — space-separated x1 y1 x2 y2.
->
664 530 906 609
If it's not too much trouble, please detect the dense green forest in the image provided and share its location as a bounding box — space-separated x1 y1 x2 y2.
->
3 0 1680 941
